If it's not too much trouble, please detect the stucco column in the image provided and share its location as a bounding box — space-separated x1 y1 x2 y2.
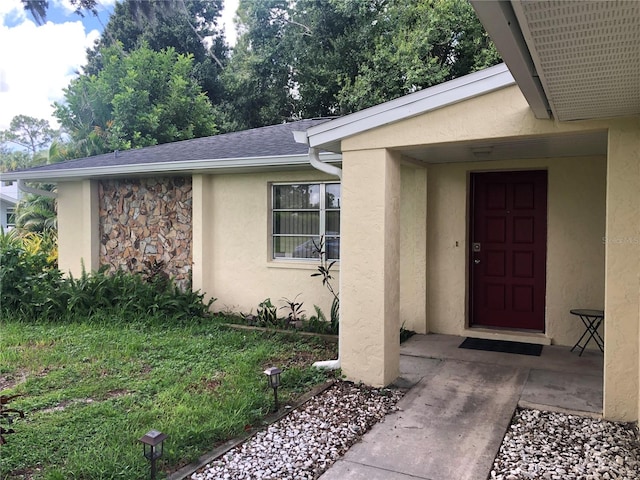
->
57 180 98 276
191 174 214 302
340 148 401 386
603 119 640 422
400 164 428 334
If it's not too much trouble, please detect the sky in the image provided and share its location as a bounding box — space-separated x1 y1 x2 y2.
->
0 0 239 132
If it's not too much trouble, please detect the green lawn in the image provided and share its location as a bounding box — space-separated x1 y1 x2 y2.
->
0 314 337 479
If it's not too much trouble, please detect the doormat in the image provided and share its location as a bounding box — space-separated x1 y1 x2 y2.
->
458 337 543 356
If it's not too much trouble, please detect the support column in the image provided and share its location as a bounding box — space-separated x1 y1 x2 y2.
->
340 149 401 386
191 174 214 302
400 164 428 334
603 119 640 422
58 180 98 276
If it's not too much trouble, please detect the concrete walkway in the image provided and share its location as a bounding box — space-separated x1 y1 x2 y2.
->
319 334 603 480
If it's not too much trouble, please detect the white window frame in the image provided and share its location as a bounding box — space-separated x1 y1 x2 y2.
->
271 182 340 261
6 207 16 229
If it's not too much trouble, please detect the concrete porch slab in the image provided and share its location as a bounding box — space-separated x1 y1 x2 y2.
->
520 369 603 414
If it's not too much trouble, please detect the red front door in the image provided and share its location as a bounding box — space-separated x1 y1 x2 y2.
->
470 171 547 331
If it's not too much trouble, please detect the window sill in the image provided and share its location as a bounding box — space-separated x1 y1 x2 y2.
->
267 260 340 271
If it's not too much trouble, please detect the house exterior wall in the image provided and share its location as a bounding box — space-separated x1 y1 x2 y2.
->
337 85 639 421
191 169 341 318
400 164 428 334
340 149 401 386
58 170 341 319
98 178 192 289
0 199 16 230
57 180 99 276
425 156 606 347
603 120 640 422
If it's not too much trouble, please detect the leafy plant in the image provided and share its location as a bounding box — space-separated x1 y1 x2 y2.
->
310 236 339 303
310 236 340 333
306 305 338 335
0 230 215 323
280 294 305 327
256 298 279 327
400 322 416 344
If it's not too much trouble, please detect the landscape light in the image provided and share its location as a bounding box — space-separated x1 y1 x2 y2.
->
138 429 167 480
263 366 282 411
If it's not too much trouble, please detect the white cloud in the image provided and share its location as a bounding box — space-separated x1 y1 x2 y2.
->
0 5 100 131
0 0 26 22
0 0 234 132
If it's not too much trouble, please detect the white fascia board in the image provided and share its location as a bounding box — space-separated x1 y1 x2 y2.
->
0 153 343 183
470 0 551 119
0 194 17 204
304 63 516 150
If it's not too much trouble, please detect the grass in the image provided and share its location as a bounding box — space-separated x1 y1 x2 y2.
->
0 312 338 479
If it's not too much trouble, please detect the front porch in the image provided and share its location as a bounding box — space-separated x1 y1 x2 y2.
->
399 333 604 415
320 333 605 480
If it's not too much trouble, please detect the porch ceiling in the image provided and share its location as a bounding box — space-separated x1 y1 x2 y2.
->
473 1 640 122
395 130 608 164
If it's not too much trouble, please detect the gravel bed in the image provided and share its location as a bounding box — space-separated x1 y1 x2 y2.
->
491 408 640 480
191 381 403 480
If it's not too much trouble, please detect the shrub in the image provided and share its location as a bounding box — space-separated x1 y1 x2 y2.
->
0 230 214 322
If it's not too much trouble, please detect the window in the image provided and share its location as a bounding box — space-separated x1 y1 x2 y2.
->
272 182 340 260
6 208 15 228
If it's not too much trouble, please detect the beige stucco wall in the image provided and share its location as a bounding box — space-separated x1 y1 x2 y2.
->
340 149 401 386
425 156 606 347
341 86 611 153
193 169 340 318
57 180 99 277
603 119 640 422
400 164 428 334
337 84 638 421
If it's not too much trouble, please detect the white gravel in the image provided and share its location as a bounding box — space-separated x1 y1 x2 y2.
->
491 408 640 480
191 381 403 480
190 382 640 480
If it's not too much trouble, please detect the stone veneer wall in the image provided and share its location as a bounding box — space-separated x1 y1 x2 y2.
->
99 177 192 289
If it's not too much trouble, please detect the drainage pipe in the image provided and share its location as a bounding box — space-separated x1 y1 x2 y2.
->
18 179 57 198
299 141 342 370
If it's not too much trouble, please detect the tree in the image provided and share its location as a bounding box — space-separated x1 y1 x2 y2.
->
22 0 97 24
14 191 57 233
0 115 57 160
84 0 228 105
217 0 297 131
223 0 500 126
54 44 218 155
333 0 501 112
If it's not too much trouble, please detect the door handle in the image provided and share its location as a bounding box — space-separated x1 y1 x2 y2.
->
474 259 481 264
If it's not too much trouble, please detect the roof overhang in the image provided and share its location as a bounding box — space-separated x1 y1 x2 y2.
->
0 152 342 183
470 0 551 119
0 193 17 205
299 63 516 152
472 0 640 122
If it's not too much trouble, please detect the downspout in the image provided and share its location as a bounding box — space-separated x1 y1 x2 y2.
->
18 179 57 198
293 130 342 370
307 146 342 180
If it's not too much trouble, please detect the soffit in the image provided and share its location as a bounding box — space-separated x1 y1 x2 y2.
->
512 0 640 121
396 130 608 164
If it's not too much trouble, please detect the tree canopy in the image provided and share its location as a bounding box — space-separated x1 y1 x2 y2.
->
220 0 500 130
54 44 218 155
84 0 228 104
20 0 500 151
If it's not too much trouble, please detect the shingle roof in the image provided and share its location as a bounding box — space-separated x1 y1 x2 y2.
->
1 118 334 180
